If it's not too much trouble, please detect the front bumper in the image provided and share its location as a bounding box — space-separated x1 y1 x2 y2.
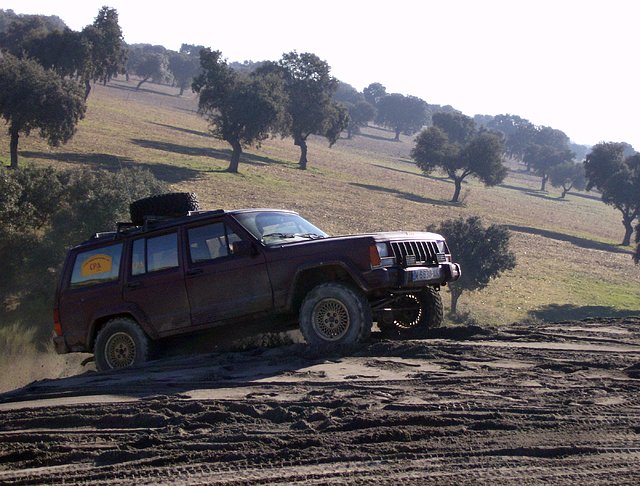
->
402 262 461 287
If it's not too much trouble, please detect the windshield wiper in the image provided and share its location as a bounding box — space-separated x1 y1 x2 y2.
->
294 233 325 239
261 232 296 241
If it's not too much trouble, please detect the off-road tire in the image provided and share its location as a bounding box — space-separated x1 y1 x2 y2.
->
129 192 199 226
299 283 372 347
379 287 443 339
94 317 150 371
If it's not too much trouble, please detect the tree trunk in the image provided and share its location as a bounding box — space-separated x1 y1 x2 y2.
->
540 173 548 191
296 137 308 170
9 125 19 168
560 182 573 199
228 141 242 173
84 78 92 100
450 287 462 314
451 178 462 203
622 214 634 246
136 77 150 90
179 86 185 96
394 128 401 141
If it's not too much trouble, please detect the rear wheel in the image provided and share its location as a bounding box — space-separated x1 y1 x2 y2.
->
379 287 443 339
300 283 372 346
94 317 150 371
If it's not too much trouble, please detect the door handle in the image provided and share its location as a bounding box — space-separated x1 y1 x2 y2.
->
127 281 142 289
186 268 204 276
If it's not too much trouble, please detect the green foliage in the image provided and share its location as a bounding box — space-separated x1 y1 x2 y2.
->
548 161 586 198
0 54 86 168
375 93 428 141
0 11 65 54
585 142 640 246
257 51 347 169
192 48 287 172
363 82 386 107
411 112 507 203
0 165 168 344
82 7 126 86
168 51 201 95
523 126 574 191
428 216 516 314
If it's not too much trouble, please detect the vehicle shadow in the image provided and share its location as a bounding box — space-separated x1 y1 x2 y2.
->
350 182 453 206
529 304 640 322
506 224 631 254
20 151 201 184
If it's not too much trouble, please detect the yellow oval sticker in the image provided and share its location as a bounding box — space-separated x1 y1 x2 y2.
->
80 254 113 277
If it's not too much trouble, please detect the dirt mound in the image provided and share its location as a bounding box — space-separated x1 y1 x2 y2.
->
1 318 640 484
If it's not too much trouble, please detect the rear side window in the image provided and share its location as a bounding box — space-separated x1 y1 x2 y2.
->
70 244 123 288
131 232 179 275
187 223 241 263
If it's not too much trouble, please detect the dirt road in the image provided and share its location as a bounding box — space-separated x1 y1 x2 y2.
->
1 318 640 484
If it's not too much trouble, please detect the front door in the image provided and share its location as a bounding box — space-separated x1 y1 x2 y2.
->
123 230 191 335
184 220 273 326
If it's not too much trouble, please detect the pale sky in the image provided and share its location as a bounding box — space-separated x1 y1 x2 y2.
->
4 0 639 149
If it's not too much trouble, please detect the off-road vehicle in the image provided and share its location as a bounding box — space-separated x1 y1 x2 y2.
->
53 193 460 371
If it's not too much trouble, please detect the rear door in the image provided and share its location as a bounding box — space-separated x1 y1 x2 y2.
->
184 219 273 326
123 230 191 334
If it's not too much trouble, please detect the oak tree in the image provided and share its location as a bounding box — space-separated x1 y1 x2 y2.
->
0 55 86 168
411 112 507 203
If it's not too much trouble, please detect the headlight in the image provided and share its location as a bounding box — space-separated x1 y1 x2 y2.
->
376 242 389 258
436 240 447 253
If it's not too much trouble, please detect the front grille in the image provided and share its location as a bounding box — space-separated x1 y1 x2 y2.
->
390 240 440 266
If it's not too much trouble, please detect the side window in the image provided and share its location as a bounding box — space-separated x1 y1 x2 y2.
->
188 223 241 263
70 243 123 288
131 232 179 275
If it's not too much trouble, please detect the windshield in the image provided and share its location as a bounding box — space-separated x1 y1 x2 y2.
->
233 211 328 245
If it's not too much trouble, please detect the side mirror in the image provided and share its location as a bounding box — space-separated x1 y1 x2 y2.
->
231 240 256 257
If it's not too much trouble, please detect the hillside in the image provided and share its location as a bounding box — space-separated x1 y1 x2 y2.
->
1 77 639 327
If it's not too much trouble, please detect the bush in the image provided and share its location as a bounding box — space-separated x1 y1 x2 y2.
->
0 165 168 345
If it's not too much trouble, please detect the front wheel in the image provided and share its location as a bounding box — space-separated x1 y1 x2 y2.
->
299 283 372 346
94 317 150 371
378 287 443 339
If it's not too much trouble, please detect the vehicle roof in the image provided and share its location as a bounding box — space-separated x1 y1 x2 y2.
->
74 208 297 248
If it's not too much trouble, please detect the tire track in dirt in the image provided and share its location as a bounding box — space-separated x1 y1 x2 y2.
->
1 318 640 484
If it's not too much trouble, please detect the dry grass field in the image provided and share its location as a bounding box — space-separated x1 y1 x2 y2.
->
1 78 639 327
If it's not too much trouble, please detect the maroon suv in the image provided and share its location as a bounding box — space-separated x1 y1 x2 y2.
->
53 198 460 371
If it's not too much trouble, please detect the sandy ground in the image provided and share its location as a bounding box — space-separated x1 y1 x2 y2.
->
1 317 640 484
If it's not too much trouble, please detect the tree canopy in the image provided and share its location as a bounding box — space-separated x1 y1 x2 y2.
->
192 49 286 173
522 126 574 191
168 47 202 95
375 93 428 141
584 142 640 246
0 54 86 168
257 51 348 169
411 112 507 203
428 216 516 314
548 161 586 198
334 82 375 139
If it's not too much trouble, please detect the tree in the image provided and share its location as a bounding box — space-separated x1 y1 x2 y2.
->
168 51 201 96
375 93 428 141
411 112 507 203
0 55 86 168
584 142 640 246
131 51 168 89
523 126 574 190
334 82 375 138
363 82 386 107
428 216 516 314
192 49 286 173
548 161 586 198
477 114 536 161
80 7 126 98
257 51 348 169
21 28 90 79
